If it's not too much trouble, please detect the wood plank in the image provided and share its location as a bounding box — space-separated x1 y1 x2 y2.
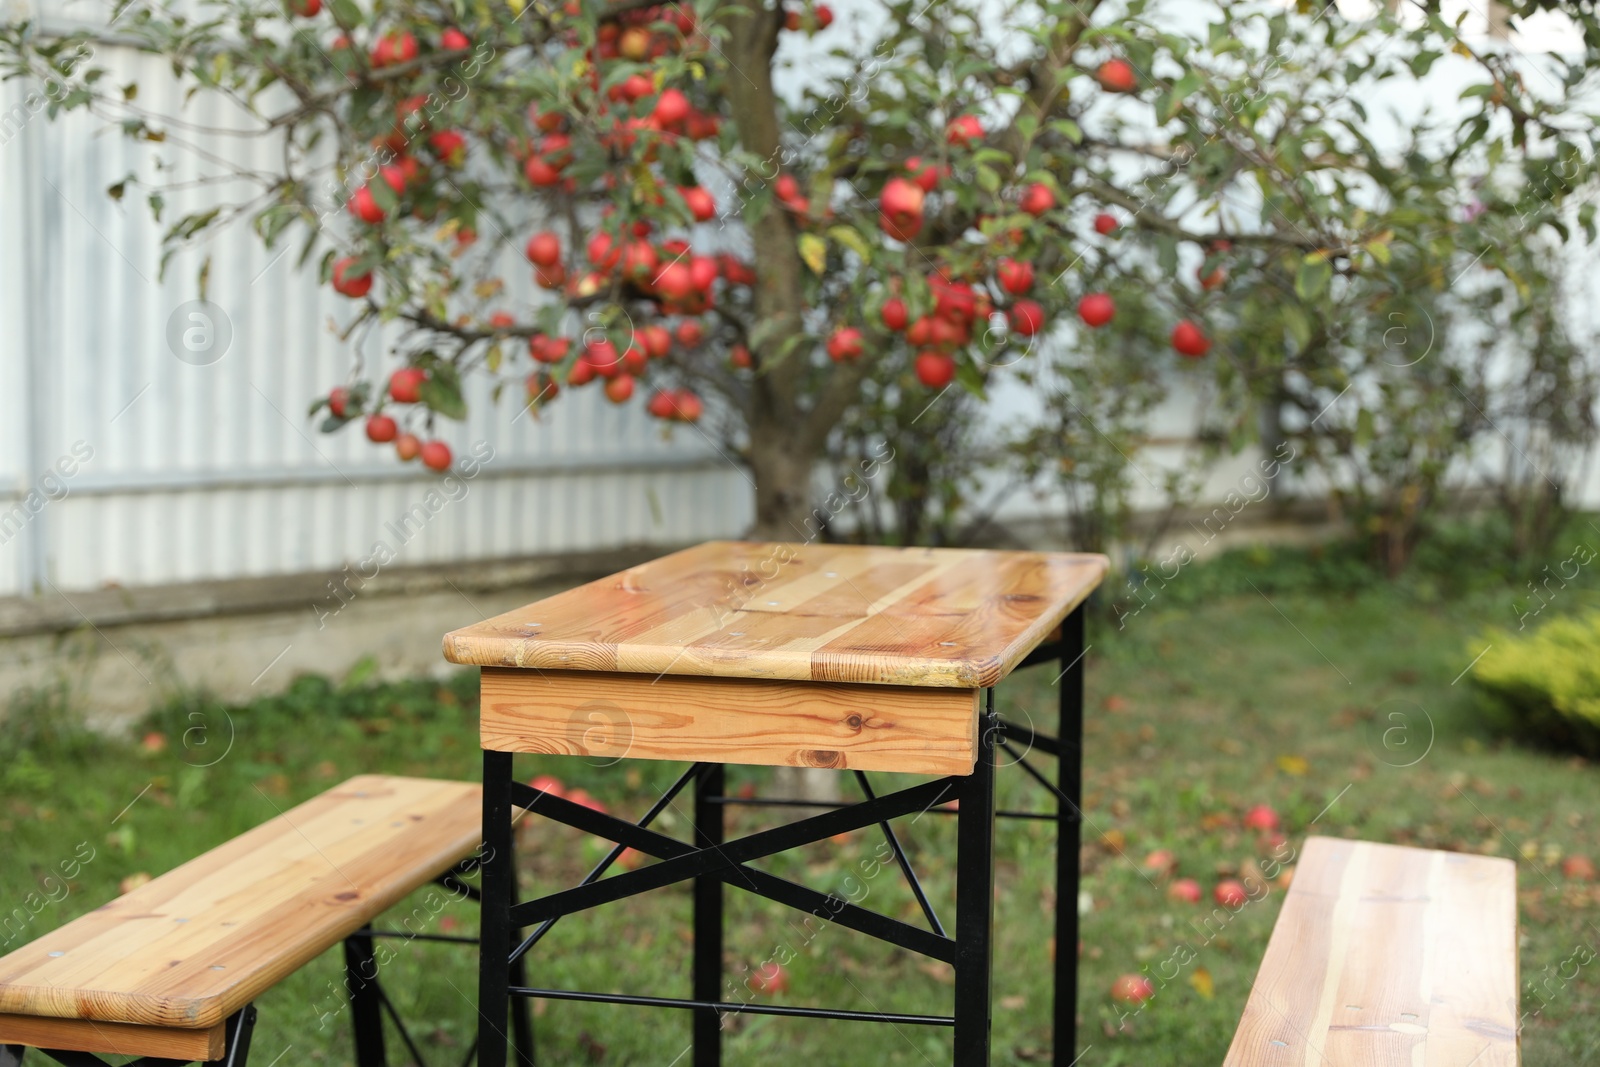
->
480 667 980 774
0 775 483 1030
1222 836 1519 1067
443 541 1108 688
0 1012 225 1060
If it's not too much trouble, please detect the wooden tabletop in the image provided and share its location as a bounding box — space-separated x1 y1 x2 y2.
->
443 541 1108 688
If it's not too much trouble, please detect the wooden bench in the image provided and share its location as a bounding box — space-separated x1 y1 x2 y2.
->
0 775 514 1066
1224 835 1520 1065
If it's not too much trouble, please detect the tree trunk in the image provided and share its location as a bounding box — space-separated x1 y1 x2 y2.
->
746 429 818 541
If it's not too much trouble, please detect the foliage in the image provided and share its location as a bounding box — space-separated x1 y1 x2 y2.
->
4 0 1599 541
1472 609 1600 757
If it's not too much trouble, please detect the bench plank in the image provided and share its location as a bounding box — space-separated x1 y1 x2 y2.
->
0 775 482 1033
0 1012 225 1061
1223 835 1518 1066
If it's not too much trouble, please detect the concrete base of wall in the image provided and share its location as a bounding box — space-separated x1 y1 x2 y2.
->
0 546 676 733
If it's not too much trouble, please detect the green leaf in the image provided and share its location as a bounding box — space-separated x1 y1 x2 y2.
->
827 225 871 263
418 376 467 420
1364 238 1391 266
329 0 363 24
797 233 827 274
1294 254 1332 301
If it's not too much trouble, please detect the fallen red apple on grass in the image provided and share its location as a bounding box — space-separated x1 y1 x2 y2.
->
1214 879 1248 908
1563 855 1597 882
1142 849 1177 877
1167 877 1203 904
1243 804 1280 832
747 962 789 995
1110 973 1154 1005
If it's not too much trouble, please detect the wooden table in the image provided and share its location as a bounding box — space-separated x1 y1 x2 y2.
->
444 540 1107 1067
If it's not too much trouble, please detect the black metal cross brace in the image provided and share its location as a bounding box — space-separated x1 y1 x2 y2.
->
506 772 963 963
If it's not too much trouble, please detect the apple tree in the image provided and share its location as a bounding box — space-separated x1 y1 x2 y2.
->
3 0 1599 552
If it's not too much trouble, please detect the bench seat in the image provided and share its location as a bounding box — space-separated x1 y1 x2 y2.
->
0 775 482 1062
1223 835 1519 1066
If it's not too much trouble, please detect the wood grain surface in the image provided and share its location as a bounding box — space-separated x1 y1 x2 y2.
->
0 1012 225 1061
0 775 483 1034
1223 835 1519 1066
443 541 1107 688
481 666 981 774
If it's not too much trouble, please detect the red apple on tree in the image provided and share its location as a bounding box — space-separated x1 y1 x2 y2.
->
1009 299 1045 336
1020 182 1056 216
288 0 321 15
364 414 397 442
826 327 864 362
996 257 1034 295
604 374 636 403
654 88 691 127
945 113 984 147
394 433 422 462
1077 292 1115 327
1171 319 1211 358
420 440 452 471
914 350 956 388
1093 212 1119 235
326 387 350 419
1096 58 1138 93
347 184 386 224
389 367 427 403
680 185 716 222
880 297 908 331
331 257 372 298
440 27 470 50
526 231 562 267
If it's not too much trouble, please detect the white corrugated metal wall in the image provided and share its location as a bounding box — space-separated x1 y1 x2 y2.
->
0 21 752 598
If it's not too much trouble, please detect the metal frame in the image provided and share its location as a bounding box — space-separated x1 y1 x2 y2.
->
475 603 1089 1067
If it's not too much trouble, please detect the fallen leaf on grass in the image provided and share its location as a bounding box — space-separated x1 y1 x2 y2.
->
1276 755 1309 777
999 994 1028 1010
119 872 152 894
1188 966 1215 999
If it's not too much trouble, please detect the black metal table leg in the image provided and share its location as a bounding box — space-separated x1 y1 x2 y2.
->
0 1045 22 1067
478 749 516 1067
344 933 386 1067
692 764 726 1067
953 689 998 1067
1054 605 1086 1066
213 1005 257 1067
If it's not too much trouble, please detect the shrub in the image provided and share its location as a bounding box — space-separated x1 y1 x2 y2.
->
1470 613 1600 757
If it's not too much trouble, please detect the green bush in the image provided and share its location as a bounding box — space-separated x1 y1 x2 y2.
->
1470 612 1600 757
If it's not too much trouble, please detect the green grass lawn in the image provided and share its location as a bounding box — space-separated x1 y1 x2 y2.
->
3 579 1598 1065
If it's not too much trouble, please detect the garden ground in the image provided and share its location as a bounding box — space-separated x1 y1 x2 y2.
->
3 547 1598 1065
